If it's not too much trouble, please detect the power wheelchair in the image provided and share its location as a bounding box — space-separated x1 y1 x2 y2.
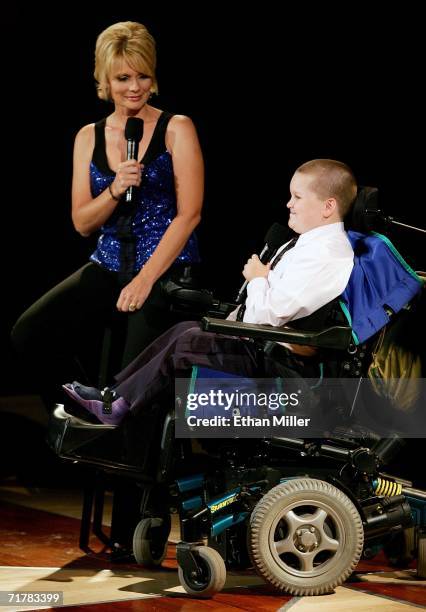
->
47 187 426 597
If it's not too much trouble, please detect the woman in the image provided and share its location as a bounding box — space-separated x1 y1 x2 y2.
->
12 21 204 408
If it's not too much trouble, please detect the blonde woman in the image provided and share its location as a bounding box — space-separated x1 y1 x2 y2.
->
12 21 204 410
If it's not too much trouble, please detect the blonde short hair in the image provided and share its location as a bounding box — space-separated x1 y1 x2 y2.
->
94 21 158 101
296 159 357 218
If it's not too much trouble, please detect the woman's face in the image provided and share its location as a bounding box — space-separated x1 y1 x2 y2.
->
108 59 153 113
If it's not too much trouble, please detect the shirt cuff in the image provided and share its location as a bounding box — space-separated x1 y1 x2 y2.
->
226 306 239 321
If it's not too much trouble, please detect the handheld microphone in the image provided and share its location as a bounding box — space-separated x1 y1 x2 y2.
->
235 222 291 304
124 117 144 203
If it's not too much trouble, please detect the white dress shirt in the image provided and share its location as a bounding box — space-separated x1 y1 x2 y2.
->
237 222 354 327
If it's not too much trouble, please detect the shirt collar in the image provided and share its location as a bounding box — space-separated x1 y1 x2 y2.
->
296 222 346 246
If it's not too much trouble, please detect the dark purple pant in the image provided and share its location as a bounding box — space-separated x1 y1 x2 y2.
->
114 321 264 414
113 320 316 416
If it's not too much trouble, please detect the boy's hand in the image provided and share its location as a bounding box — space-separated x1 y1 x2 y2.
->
242 254 271 282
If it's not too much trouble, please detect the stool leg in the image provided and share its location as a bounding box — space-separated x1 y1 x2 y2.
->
93 481 111 547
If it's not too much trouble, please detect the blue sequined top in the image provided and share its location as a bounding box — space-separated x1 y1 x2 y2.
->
89 112 200 281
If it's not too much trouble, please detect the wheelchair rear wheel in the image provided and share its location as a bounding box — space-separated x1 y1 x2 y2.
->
132 516 170 566
418 530 426 578
248 478 364 595
384 527 416 568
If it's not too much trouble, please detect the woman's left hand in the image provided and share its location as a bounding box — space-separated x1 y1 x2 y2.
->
116 275 154 312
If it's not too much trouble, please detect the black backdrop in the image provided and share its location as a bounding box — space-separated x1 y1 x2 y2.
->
1 8 424 417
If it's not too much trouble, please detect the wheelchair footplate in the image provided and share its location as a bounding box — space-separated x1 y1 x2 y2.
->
47 404 161 476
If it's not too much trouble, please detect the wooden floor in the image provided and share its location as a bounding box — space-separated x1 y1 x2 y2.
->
0 487 425 611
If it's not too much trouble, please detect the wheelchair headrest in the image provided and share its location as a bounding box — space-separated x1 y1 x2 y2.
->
344 186 382 233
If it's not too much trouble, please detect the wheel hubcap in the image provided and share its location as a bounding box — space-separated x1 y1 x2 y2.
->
295 525 319 551
270 502 343 576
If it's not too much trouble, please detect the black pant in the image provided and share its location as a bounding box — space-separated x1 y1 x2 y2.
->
11 262 181 410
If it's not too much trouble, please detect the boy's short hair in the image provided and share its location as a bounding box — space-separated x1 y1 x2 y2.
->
296 159 357 218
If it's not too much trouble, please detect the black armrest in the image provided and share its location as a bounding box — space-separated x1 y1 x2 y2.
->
201 317 352 350
163 280 236 318
163 280 214 308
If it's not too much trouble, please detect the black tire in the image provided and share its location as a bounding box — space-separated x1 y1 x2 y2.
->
132 516 170 566
249 478 364 596
417 531 426 578
178 545 226 598
384 527 416 568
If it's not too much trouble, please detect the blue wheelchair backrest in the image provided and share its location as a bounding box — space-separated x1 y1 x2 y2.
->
340 231 424 345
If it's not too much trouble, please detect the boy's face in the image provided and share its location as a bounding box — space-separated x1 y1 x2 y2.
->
286 172 327 234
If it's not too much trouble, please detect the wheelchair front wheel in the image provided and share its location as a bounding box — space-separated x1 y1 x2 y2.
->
132 516 170 566
249 478 364 596
178 545 226 598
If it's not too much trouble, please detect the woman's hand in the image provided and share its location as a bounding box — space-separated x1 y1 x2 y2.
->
116 274 154 312
111 159 143 198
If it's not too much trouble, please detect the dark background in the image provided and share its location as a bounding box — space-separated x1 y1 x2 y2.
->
1 6 424 483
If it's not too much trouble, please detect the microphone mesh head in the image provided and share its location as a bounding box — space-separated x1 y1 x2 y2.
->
264 222 292 249
125 117 144 142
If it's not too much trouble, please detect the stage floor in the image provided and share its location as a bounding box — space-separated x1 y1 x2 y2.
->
0 485 425 611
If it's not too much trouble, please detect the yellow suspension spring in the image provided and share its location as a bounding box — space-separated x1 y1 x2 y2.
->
374 477 402 497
